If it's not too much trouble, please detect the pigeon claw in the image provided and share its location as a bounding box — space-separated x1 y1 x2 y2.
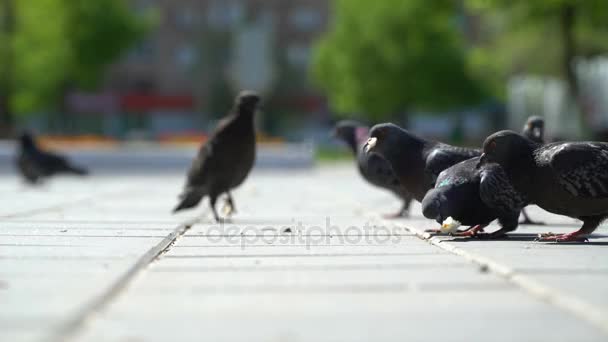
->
535 232 589 243
450 225 486 237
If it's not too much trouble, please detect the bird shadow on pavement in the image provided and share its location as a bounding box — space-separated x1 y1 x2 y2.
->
446 233 539 242
446 233 608 245
535 241 608 246
519 222 584 228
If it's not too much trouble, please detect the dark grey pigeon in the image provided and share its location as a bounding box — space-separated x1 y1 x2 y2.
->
173 91 259 222
16 132 89 184
522 116 545 144
422 157 528 238
364 123 481 202
479 130 608 242
333 120 412 217
423 115 546 231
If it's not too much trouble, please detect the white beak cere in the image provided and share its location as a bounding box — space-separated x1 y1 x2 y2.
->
364 137 378 153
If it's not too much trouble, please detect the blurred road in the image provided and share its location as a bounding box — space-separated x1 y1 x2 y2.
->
0 142 315 174
1 158 608 341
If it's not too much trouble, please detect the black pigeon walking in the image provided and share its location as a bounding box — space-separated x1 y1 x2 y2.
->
173 91 259 222
16 132 89 184
522 116 545 144
421 157 528 238
364 123 481 202
479 130 608 242
333 120 412 217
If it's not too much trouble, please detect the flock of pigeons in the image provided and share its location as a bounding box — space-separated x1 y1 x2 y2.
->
339 116 608 243
14 90 608 243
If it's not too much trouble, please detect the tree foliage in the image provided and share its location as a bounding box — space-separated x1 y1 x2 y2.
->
1 0 149 116
311 0 484 121
467 0 608 99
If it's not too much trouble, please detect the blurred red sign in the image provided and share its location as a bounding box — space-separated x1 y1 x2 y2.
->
121 93 195 111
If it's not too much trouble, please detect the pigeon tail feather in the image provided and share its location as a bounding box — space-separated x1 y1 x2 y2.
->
173 190 205 213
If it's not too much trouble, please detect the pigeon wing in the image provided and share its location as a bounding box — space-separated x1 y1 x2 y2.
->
543 142 608 198
425 146 480 185
362 152 403 190
184 114 238 188
480 163 528 216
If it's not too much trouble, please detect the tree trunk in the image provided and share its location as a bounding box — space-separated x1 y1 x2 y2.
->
0 0 15 137
560 3 590 135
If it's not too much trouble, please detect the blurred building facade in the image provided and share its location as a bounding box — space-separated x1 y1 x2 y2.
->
66 0 330 138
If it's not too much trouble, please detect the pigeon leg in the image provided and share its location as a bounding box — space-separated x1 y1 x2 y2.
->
450 224 488 237
520 208 544 225
536 217 600 243
222 192 237 217
209 196 223 223
383 201 409 219
475 214 518 239
227 192 236 213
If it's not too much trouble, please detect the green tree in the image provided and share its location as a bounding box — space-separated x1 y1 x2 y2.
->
467 0 608 125
0 0 149 135
311 0 483 121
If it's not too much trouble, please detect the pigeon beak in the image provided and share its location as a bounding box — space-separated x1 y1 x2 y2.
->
364 137 377 154
476 153 487 169
533 127 541 138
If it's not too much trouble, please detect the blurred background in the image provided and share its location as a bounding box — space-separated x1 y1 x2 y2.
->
0 0 607 159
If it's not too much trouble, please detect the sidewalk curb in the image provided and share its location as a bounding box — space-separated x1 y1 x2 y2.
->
49 217 199 342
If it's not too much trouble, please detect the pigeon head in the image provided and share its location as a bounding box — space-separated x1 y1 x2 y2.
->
365 123 423 161
480 130 535 169
523 116 544 144
18 131 36 149
421 188 446 224
235 91 261 113
332 120 369 149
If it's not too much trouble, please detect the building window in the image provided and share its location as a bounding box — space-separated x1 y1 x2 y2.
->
175 44 197 70
174 8 198 30
289 7 321 32
128 39 156 62
286 43 311 68
206 0 244 30
132 0 156 16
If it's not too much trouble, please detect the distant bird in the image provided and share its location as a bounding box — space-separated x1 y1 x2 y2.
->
522 116 545 144
519 115 547 224
364 123 480 202
421 157 528 238
333 120 412 217
173 91 259 222
16 132 88 184
479 130 608 242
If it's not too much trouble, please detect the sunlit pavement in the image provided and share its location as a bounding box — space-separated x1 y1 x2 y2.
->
2 164 608 342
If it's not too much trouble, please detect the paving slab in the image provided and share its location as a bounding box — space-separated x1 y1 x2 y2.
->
1 165 608 341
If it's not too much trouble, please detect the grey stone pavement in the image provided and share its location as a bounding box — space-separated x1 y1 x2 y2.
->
2 160 608 341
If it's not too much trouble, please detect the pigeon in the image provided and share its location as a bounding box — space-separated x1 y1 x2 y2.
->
16 132 89 184
518 115 546 224
333 120 412 217
173 91 259 222
522 116 545 144
479 130 608 242
364 123 481 202
421 157 528 238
